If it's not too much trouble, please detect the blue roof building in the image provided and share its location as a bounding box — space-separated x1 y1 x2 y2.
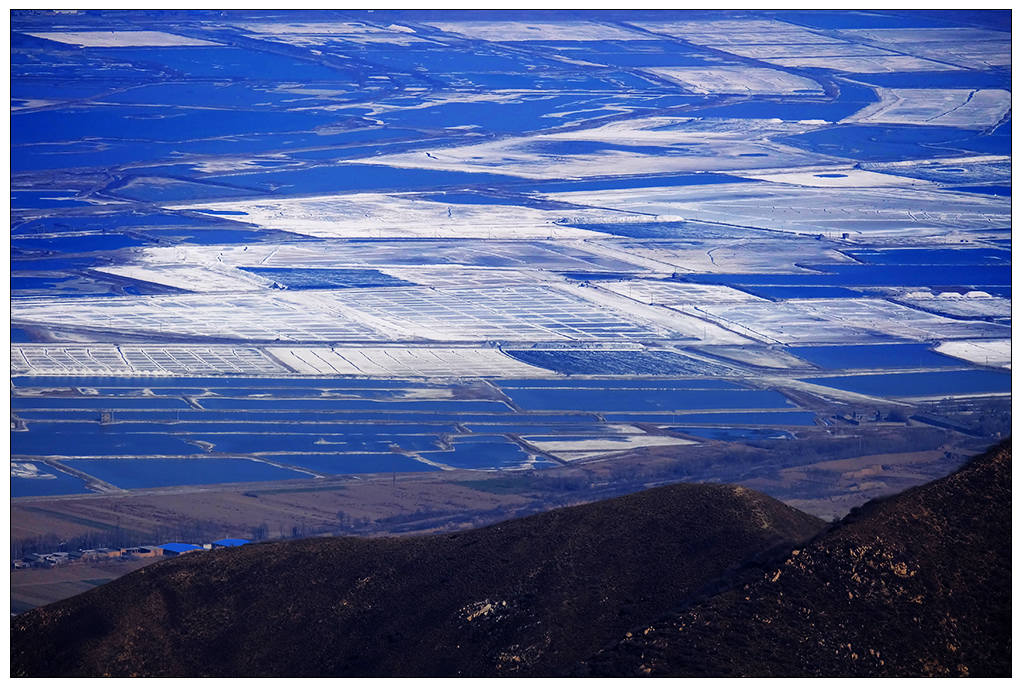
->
212 538 251 549
160 543 202 556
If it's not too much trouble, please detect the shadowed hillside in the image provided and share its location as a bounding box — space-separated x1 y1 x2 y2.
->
10 481 822 677
583 439 1011 677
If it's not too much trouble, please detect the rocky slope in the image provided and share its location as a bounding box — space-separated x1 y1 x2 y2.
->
583 439 1011 677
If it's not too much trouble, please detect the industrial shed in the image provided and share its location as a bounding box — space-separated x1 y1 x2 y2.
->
160 543 202 557
212 538 251 549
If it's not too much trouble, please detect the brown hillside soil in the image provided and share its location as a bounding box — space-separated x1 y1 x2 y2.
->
10 481 822 677
584 439 1011 677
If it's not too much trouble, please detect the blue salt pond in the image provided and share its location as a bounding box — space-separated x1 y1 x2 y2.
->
269 453 440 475
12 428 203 457
805 370 1011 398
791 344 964 370
602 411 817 425
845 247 1009 265
11 461 91 497
498 378 741 389
190 432 442 455
65 458 309 489
501 387 793 412
420 435 539 470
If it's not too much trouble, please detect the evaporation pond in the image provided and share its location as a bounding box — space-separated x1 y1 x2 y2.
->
269 453 440 475
501 387 793 412
89 421 457 435
806 370 1011 398
12 410 540 424
601 411 817 425
791 344 963 370
12 428 202 457
64 458 310 489
498 378 740 389
11 461 91 497
420 435 537 470
190 432 441 455
846 247 1010 265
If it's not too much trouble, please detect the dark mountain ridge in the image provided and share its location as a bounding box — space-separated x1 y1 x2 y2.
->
11 440 1009 677
584 438 1011 677
11 479 823 677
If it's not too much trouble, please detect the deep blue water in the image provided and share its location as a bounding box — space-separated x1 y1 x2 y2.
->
13 256 112 271
768 9 957 28
269 453 440 475
14 130 431 172
199 163 530 196
498 378 741 389
791 344 964 370
845 247 1009 265
109 179 260 203
12 430 203 457
103 82 336 109
501 387 793 412
601 411 817 425
420 435 538 469
782 125 1011 161
13 210 224 234
806 370 1011 398
66 458 309 489
189 432 443 455
71 421 459 435
11 275 75 290
11 461 92 497
948 185 1011 197
14 104 338 146
11 327 36 342
13 234 152 253
526 39 718 65
12 409 601 425
98 46 353 82
850 71 1010 90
